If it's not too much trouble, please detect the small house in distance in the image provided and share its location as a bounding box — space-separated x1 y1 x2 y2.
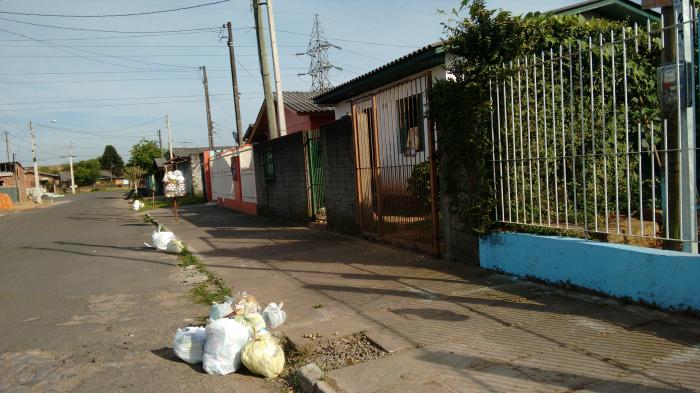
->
244 91 335 143
167 146 233 196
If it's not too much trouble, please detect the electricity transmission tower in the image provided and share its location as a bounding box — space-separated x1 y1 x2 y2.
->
297 14 341 92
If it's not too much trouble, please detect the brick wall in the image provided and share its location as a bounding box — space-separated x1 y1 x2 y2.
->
253 132 309 223
320 116 359 234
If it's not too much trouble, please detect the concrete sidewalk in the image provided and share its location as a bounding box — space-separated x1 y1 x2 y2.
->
150 204 700 393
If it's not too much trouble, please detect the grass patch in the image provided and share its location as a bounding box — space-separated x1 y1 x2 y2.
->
177 248 231 305
139 194 207 211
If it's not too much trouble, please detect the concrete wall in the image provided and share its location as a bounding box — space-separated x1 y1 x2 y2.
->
254 132 309 223
210 146 257 216
480 232 700 311
190 154 204 196
320 116 359 234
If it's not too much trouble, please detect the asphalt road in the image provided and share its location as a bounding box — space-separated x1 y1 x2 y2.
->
0 192 269 393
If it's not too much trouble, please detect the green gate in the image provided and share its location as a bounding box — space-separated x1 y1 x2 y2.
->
304 129 325 220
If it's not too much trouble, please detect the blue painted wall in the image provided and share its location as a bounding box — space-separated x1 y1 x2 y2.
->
480 232 700 311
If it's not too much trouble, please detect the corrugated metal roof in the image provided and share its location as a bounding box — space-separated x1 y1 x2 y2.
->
314 42 445 105
281 91 334 113
172 146 234 157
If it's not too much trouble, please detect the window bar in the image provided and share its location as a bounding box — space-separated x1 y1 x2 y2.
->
510 61 520 222
634 22 639 53
542 52 551 225
517 58 527 223
534 53 543 225
551 48 560 227
490 80 499 220
622 27 632 235
559 45 569 228
661 16 665 49
503 73 512 222
569 43 578 227
674 12 684 242
589 36 598 232
496 80 505 221
579 40 588 232
638 123 644 237
647 19 652 52
611 30 621 234
664 119 669 239
651 122 657 238
600 33 610 232
525 56 534 224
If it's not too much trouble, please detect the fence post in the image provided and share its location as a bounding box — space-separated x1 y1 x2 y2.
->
676 0 698 252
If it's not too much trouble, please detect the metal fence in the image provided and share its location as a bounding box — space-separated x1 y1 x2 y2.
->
351 74 440 255
489 13 698 252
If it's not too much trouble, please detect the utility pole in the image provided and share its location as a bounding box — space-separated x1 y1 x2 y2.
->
157 129 164 157
69 140 76 195
252 0 278 139
4 131 10 162
657 0 697 252
200 66 214 149
225 21 244 145
29 122 41 204
166 114 174 159
266 0 286 136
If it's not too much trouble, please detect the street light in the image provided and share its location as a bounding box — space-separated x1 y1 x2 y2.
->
69 140 76 195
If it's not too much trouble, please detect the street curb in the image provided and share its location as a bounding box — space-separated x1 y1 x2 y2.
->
295 363 339 393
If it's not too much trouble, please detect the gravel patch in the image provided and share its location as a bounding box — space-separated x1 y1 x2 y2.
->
306 333 388 371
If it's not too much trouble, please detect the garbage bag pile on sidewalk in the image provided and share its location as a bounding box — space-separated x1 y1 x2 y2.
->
172 291 287 378
146 225 184 254
163 170 186 198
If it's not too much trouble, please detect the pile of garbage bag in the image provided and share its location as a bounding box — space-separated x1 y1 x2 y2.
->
172 291 287 378
163 170 186 198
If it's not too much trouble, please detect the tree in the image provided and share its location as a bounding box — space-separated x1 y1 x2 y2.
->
122 166 145 193
99 145 124 176
127 140 162 174
73 158 101 186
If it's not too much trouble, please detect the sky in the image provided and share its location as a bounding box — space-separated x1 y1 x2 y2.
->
0 0 585 166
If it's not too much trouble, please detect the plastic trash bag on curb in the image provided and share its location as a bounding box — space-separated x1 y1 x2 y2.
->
241 333 285 378
165 239 185 254
209 302 233 321
233 313 266 336
173 326 206 364
151 225 175 251
202 318 250 375
262 302 286 329
227 291 260 315
132 200 141 211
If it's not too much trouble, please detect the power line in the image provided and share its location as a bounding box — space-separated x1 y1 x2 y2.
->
277 28 417 48
0 16 222 34
0 94 234 106
0 0 232 18
0 27 199 70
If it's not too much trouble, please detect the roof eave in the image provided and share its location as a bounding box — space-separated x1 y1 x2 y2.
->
315 46 446 105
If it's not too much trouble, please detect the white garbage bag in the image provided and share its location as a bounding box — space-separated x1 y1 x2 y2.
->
132 200 141 211
233 313 266 336
262 302 287 329
151 226 175 251
209 302 233 320
202 318 250 375
173 326 206 364
165 239 185 254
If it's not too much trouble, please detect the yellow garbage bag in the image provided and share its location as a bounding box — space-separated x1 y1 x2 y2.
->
233 313 266 336
241 334 285 378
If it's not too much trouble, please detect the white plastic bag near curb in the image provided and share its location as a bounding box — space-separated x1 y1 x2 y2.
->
165 239 184 254
173 326 206 364
241 333 285 378
209 302 233 320
262 302 286 329
132 200 141 211
151 226 175 251
202 318 250 375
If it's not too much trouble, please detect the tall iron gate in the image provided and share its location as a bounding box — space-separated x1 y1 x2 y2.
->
351 74 440 255
489 12 698 252
304 129 325 220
